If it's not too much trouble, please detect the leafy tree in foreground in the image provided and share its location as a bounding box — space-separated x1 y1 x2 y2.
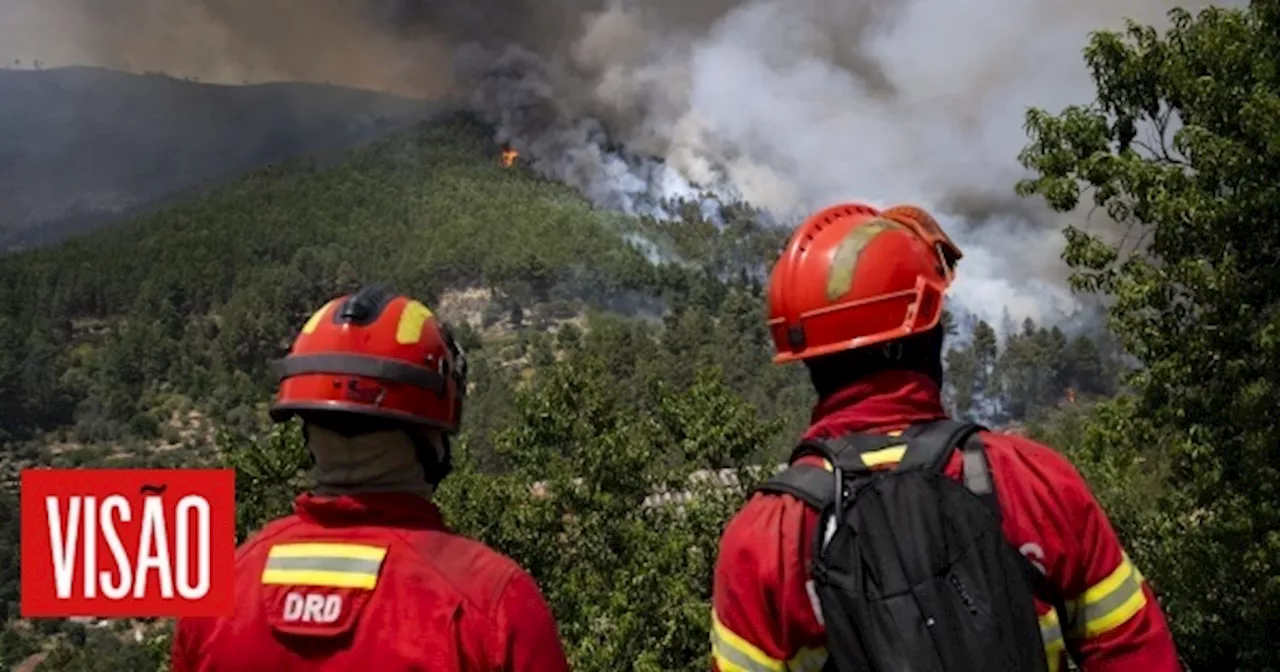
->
222 422 310 543
439 359 778 671
1017 4 1280 668
33 622 171 672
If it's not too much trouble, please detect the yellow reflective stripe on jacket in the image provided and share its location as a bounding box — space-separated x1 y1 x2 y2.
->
786 646 828 672
1069 552 1148 640
859 446 906 468
1040 608 1066 672
711 610 783 672
816 429 905 472
818 448 905 472
261 542 389 590
710 610 827 672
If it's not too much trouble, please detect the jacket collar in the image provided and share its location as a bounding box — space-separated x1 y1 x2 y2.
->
293 492 448 530
804 369 948 439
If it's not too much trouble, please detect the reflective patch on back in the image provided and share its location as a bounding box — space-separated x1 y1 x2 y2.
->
260 542 389 639
261 542 388 589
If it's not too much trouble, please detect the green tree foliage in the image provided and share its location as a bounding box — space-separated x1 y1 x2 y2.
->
0 115 648 443
1017 4 1280 667
0 113 803 449
0 625 40 670
0 490 19 624
32 622 171 672
943 316 1120 424
441 360 778 671
222 424 311 543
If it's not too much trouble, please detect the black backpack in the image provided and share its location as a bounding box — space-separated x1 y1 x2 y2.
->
753 419 1068 672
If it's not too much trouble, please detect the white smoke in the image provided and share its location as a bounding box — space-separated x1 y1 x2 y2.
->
461 0 1232 330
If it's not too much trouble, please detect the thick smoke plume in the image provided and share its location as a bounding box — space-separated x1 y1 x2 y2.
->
455 0 1230 330
0 0 1234 329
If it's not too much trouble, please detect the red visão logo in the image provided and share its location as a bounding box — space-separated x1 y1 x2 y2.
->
20 468 236 618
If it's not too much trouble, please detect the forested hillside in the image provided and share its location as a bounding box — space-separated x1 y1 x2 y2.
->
1 4 1278 671
0 111 1117 671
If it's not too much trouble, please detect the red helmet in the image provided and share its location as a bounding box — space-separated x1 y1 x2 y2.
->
270 285 467 432
766 202 962 363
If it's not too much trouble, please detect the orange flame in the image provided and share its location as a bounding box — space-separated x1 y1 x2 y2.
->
1065 387 1077 404
501 147 519 168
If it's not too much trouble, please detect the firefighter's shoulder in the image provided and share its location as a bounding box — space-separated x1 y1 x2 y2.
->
976 428 1103 532
396 527 529 611
242 518 525 611
978 429 1092 493
717 478 814 571
236 512 307 562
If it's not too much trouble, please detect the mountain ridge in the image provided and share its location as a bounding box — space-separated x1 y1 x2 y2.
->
0 65 444 251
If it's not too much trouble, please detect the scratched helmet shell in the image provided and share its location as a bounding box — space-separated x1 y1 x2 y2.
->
765 202 962 363
269 285 467 432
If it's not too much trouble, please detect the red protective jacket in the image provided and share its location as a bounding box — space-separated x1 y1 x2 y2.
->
711 370 1180 672
172 492 570 672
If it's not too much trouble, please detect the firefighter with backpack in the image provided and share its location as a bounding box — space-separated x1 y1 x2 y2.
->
710 203 1181 671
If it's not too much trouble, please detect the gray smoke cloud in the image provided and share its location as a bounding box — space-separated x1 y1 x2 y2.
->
457 0 1233 330
0 0 1236 329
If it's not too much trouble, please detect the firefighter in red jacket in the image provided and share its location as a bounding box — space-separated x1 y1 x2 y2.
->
172 285 570 672
710 203 1181 672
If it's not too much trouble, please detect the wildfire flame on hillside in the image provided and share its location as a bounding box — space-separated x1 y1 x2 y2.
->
501 145 519 168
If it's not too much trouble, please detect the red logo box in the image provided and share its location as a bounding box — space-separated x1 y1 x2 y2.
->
20 468 236 618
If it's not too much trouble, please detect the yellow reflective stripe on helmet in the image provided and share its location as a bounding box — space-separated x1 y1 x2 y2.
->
261 542 388 590
301 299 338 334
711 610 785 672
1040 608 1066 672
1069 552 1148 640
395 300 434 345
825 219 909 300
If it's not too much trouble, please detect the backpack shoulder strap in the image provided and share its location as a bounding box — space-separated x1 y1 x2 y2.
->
956 429 999 517
752 463 835 510
752 432 891 508
895 419 987 473
786 433 904 469
948 425 1072 630
752 422 991 511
